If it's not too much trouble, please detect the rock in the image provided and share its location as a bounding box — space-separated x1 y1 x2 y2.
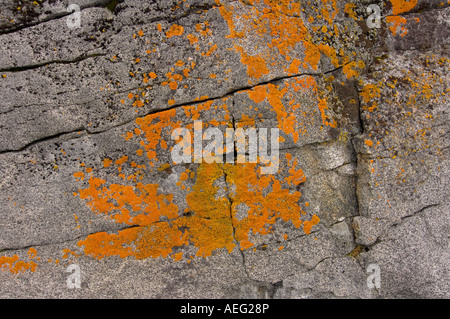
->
0 0 448 299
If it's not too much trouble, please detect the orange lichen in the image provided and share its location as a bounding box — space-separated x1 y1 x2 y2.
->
390 0 418 15
75 152 320 260
234 46 269 80
302 215 320 234
360 83 381 112
318 98 337 128
344 3 357 19
73 172 85 181
343 60 365 79
187 34 199 45
0 248 38 274
386 16 408 37
166 24 184 38
103 158 112 168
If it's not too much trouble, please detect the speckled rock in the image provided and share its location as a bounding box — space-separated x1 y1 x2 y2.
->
0 0 448 299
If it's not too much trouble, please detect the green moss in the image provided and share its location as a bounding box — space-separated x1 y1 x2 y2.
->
106 0 121 13
347 245 364 258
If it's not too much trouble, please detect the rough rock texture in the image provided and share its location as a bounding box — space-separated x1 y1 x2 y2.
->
0 0 448 299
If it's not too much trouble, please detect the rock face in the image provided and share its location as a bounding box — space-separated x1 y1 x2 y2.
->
0 0 448 299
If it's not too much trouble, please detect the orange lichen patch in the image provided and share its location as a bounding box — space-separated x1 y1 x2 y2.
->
285 158 306 186
0 248 38 274
135 100 145 107
247 85 267 104
360 83 381 112
232 47 267 77
303 42 321 71
79 221 188 260
240 114 257 127
343 60 365 79
181 163 235 257
172 252 183 261
133 109 183 166
390 0 418 15
187 34 199 45
75 163 230 260
216 0 369 85
74 214 82 230
195 21 213 37
358 55 449 160
344 3 357 19
217 0 332 74
265 8 309 58
75 153 319 260
203 44 218 57
136 149 144 156
217 2 244 38
224 161 314 249
317 43 340 68
62 249 80 259
183 100 215 121
245 76 326 142
318 98 337 128
287 58 302 74
115 156 128 166
27 248 37 259
166 24 184 38
302 214 320 234
103 158 113 168
386 16 408 37
320 0 339 24
365 140 374 147
175 60 185 67
158 163 171 172
138 30 144 37
124 132 134 141
264 83 292 133
73 172 85 181
77 176 178 226
169 82 178 90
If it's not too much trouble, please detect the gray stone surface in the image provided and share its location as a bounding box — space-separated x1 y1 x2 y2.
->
0 0 448 299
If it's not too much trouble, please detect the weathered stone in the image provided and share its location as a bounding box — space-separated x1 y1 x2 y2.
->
0 0 448 299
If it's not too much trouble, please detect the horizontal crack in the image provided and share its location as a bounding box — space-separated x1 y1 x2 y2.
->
0 53 106 73
0 67 343 155
0 223 141 253
0 128 86 154
0 1 111 35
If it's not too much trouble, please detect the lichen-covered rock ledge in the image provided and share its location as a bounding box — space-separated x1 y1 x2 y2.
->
0 0 448 299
